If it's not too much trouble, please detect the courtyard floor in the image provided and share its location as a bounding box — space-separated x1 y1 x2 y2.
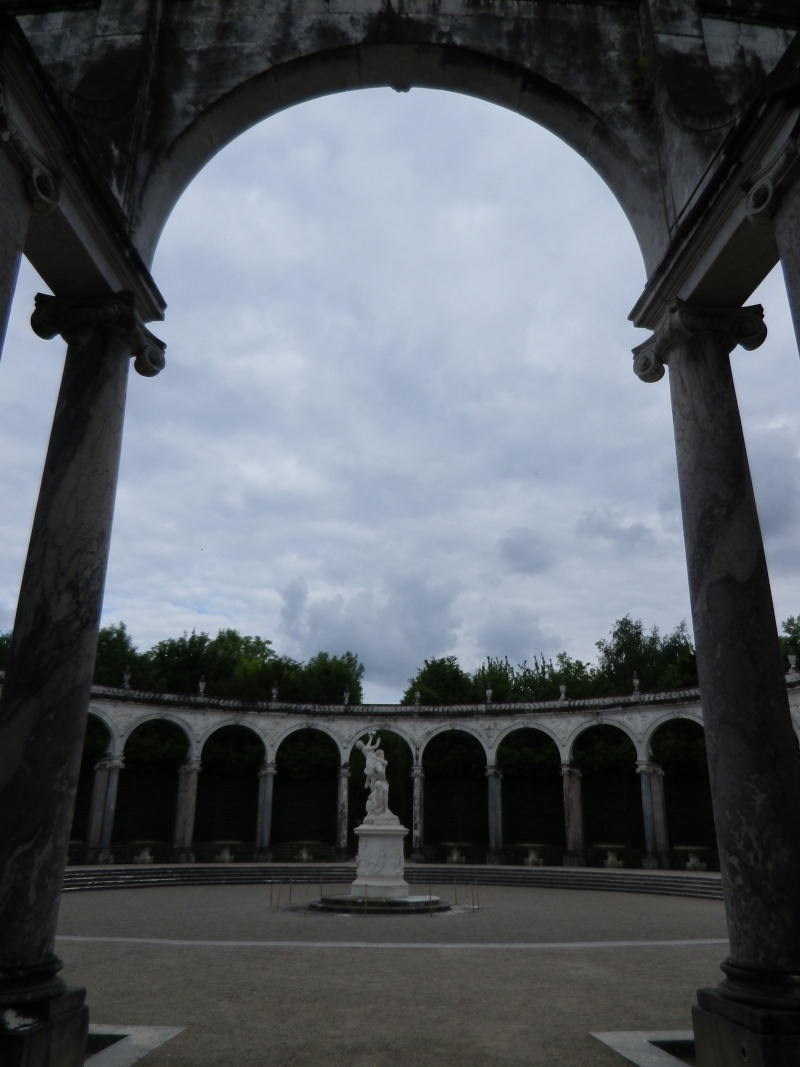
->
56 881 729 1067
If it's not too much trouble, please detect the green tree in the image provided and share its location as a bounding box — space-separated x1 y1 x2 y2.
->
400 655 474 705
594 616 697 694
296 650 365 705
0 630 11 670
93 622 151 688
470 656 517 702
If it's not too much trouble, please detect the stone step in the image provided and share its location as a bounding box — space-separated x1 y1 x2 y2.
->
63 864 723 899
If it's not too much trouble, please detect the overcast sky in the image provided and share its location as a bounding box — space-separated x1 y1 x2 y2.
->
1 88 799 703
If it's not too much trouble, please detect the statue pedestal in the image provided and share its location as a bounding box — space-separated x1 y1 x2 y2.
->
351 820 409 899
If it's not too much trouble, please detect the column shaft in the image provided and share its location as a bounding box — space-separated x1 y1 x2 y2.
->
255 762 276 861
335 764 350 860
486 766 504 864
637 763 658 869
85 760 112 864
649 765 670 859
668 321 800 982
411 765 424 863
173 760 201 863
561 765 584 866
97 759 122 862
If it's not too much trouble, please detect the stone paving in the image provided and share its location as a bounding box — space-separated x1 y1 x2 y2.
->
56 883 728 1067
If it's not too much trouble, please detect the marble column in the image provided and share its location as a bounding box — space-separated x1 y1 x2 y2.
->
561 763 584 866
486 764 505 865
410 763 425 863
84 753 124 865
633 300 800 1058
173 758 201 863
255 761 276 861
0 291 164 1060
646 761 670 863
636 761 658 869
335 763 350 860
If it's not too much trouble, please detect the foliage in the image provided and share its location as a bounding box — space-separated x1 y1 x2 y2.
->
594 616 697 694
496 727 561 774
276 728 339 780
93 622 144 688
400 656 474 705
0 629 11 670
573 724 637 774
650 719 708 772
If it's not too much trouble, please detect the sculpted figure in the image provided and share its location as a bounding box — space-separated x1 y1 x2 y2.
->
356 732 394 822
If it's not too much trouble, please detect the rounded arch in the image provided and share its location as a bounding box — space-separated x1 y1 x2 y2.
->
121 711 196 761
344 724 416 763
112 717 191 862
198 717 267 760
421 727 489 862
648 716 716 865
643 709 704 758
419 721 490 764
566 718 639 763
136 43 664 269
571 723 644 866
271 727 340 860
496 726 564 863
272 720 346 763
194 724 266 860
85 704 122 756
495 720 562 757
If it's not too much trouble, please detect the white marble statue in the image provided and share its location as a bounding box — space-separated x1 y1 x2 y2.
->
356 732 396 824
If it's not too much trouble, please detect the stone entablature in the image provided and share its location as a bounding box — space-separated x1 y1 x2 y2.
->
85 678 800 766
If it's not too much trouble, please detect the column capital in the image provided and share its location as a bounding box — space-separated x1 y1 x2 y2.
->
94 754 124 772
179 758 202 775
338 763 351 779
31 291 166 377
745 139 800 227
636 760 664 777
0 77 60 215
485 764 502 780
632 299 767 384
259 761 277 777
411 764 424 779
560 762 582 779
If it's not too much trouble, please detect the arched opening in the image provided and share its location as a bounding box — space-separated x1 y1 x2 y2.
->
422 730 487 863
650 718 717 870
68 714 112 864
496 727 563 865
194 725 265 862
572 724 644 867
271 728 339 861
112 720 189 863
348 730 413 854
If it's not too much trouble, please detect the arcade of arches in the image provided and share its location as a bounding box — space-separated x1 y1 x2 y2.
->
68 680 798 871
2 5 800 1066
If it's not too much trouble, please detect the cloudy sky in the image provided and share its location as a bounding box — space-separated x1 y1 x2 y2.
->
1 88 799 703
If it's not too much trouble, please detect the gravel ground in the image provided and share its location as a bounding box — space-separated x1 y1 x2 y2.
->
56 884 729 1067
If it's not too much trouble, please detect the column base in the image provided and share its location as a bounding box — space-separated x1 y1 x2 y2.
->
486 849 506 866
255 848 272 862
97 851 114 865
694 987 800 1066
0 985 88 1067
642 852 659 870
410 849 425 864
172 848 195 864
563 850 585 867
334 847 349 862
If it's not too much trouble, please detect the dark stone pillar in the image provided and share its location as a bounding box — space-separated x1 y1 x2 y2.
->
173 758 201 863
255 760 276 861
410 763 424 863
636 760 659 869
765 166 800 354
633 300 800 1062
0 291 164 1066
486 764 504 864
335 763 350 861
644 760 670 865
84 753 124 864
561 763 585 866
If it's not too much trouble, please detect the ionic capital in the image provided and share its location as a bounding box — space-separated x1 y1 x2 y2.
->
485 765 502 780
560 763 582 780
338 763 351 780
259 761 277 778
95 754 124 772
636 760 664 777
411 764 424 780
745 139 800 226
31 290 166 377
179 758 202 775
632 299 767 383
0 78 60 215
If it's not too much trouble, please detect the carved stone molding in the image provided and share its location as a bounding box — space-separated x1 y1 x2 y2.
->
560 763 582 780
31 290 166 377
636 760 664 777
632 299 767 383
94 755 124 772
0 77 60 214
259 761 277 778
745 140 800 227
179 758 202 775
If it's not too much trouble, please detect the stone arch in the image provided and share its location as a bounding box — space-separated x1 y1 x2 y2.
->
197 718 268 758
120 712 196 761
419 721 490 763
649 716 716 867
496 726 564 863
112 717 191 863
271 727 340 860
571 722 644 867
421 727 488 863
642 709 704 759
68 712 114 861
347 728 414 853
193 724 267 861
272 720 345 763
136 42 664 269
566 718 640 763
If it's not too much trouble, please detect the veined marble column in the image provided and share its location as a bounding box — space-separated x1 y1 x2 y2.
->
173 758 201 863
410 763 425 863
335 763 350 860
636 761 658 869
486 764 504 865
633 301 800 1058
255 761 276 861
85 754 124 865
561 763 584 866
0 291 164 1061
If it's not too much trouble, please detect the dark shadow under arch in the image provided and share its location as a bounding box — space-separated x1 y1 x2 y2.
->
68 713 112 862
650 718 717 865
271 728 339 861
573 724 644 866
194 725 265 861
422 729 488 863
497 727 564 863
